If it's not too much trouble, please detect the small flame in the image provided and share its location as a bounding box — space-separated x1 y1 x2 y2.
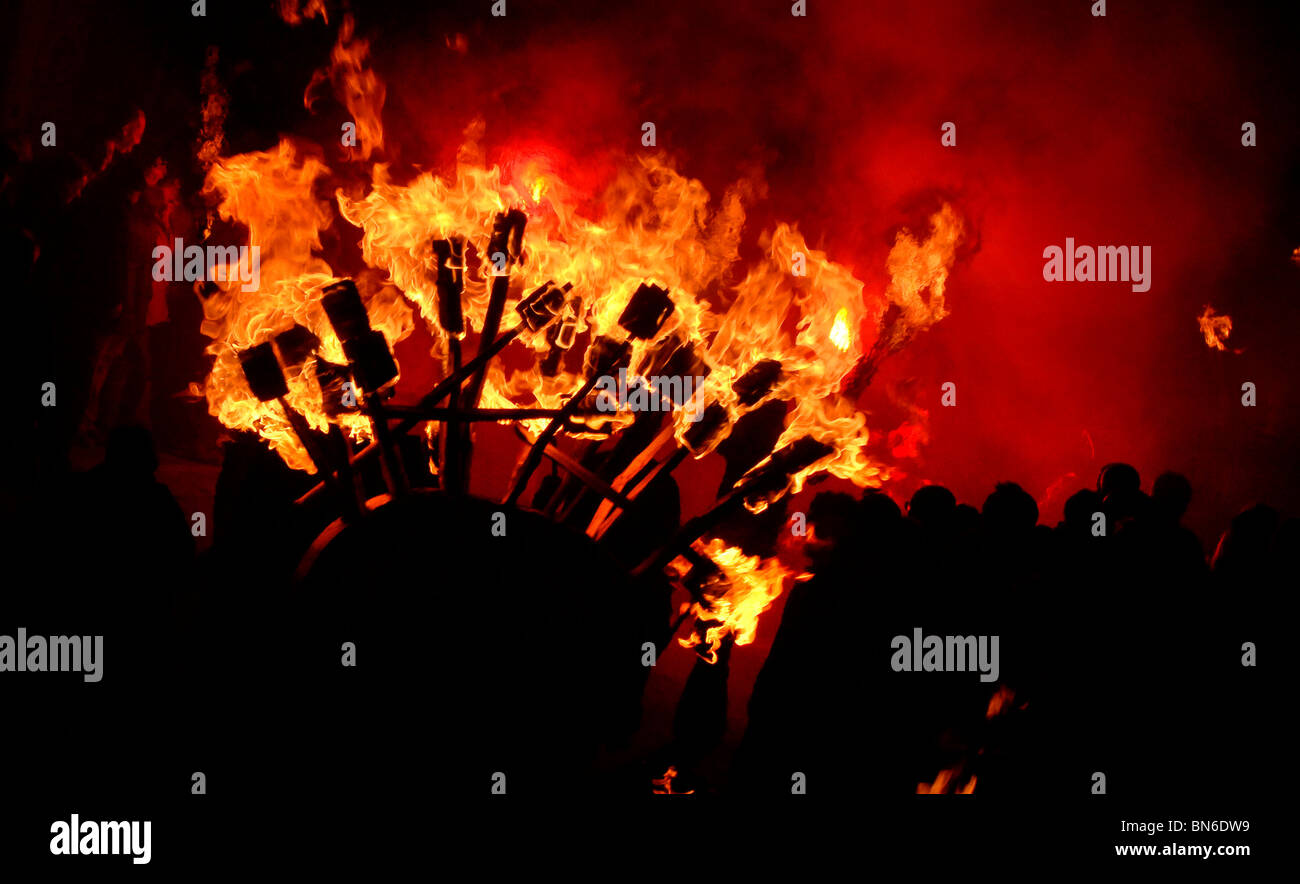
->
278 0 327 26
1197 305 1232 351
829 307 852 351
305 15 384 161
917 766 975 795
651 765 694 794
986 684 1016 718
672 539 800 664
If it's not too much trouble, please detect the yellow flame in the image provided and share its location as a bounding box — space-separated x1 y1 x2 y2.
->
829 307 852 352
189 16 966 506
672 539 801 664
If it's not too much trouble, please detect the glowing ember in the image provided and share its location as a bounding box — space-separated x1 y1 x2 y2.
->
986 684 1016 718
651 765 694 795
1197 305 1232 351
919 685 1022 795
917 766 975 795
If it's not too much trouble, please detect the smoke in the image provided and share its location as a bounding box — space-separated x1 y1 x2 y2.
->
347 0 1299 536
8 0 1294 536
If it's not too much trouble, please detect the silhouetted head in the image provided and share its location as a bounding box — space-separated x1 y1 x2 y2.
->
1097 462 1140 497
104 425 158 479
1276 518 1300 570
953 503 980 535
808 491 862 547
1211 503 1279 575
1063 488 1103 531
908 484 956 530
859 488 902 533
982 482 1039 534
1152 472 1193 521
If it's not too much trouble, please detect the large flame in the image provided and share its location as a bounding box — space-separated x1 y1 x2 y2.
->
190 139 414 471
189 13 965 509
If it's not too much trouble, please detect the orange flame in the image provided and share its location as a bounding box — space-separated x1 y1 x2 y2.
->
196 48 228 173
917 766 976 795
1197 304 1232 351
190 139 414 471
189 16 966 509
306 14 384 161
278 0 328 26
651 765 694 795
986 684 1016 718
671 539 801 664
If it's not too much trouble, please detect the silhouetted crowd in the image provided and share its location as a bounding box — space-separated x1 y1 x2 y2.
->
723 462 1281 803
15 422 1282 811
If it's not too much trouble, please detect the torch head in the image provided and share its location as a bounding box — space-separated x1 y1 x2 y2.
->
432 236 466 336
618 283 674 341
238 341 289 402
321 278 371 346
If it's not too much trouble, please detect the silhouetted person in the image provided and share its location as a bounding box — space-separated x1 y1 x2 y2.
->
1097 462 1139 498
1097 461 1148 529
951 502 980 546
1053 488 1107 586
1061 488 1103 536
733 491 875 797
982 481 1039 536
979 482 1042 585
1211 503 1279 584
907 484 958 589
1125 471 1209 586
77 425 193 620
62 426 194 768
907 484 957 532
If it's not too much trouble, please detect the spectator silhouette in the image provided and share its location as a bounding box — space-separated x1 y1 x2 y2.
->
1097 462 1148 528
908 484 957 532
1132 472 1209 586
980 482 1042 585
79 426 193 617
1062 488 1103 535
908 484 958 588
1211 503 1279 584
